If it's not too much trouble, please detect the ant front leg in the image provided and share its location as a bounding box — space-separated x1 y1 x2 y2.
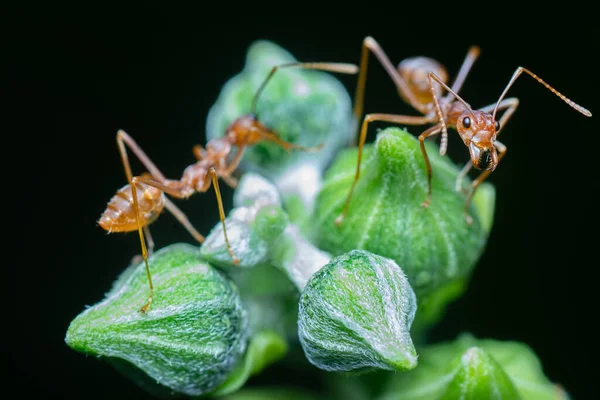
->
463 140 507 225
218 146 247 189
260 132 325 154
455 161 473 193
418 125 443 208
208 168 239 265
428 73 450 156
249 61 358 150
335 113 433 226
251 61 358 115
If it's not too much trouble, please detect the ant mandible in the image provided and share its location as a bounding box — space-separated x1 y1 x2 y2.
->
99 61 359 313
335 37 591 226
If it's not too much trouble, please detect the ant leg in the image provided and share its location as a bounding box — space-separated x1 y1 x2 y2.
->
455 161 473 193
133 176 205 243
117 129 168 182
491 67 591 120
464 140 507 225
193 144 206 161
250 62 358 150
209 168 239 265
144 226 155 255
163 198 205 243
428 73 450 156
217 146 247 189
224 146 245 174
335 113 433 226
127 175 207 312
129 177 154 313
353 37 429 126
448 46 481 97
258 130 325 153
116 130 175 261
426 72 474 157
418 125 443 208
251 62 359 115
127 175 204 313
130 226 154 265
219 174 238 189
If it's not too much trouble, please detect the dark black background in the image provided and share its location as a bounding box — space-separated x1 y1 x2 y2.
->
6 8 599 400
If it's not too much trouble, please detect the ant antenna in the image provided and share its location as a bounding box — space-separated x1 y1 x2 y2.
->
428 72 473 155
492 67 592 121
250 62 359 115
429 72 473 111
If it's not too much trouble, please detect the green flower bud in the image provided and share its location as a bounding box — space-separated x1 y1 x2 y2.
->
379 333 568 400
298 250 418 372
205 40 355 210
441 347 521 399
201 171 329 293
233 172 282 209
65 243 248 397
314 127 494 299
201 173 301 342
200 173 288 270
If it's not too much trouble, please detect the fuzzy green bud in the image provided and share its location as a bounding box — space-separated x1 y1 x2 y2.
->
298 250 418 372
379 333 568 400
206 40 355 211
65 243 248 397
315 127 494 299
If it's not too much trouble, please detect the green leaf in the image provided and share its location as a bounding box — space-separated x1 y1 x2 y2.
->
314 127 494 327
65 243 248 397
378 333 569 400
211 331 288 397
205 40 355 210
298 250 418 372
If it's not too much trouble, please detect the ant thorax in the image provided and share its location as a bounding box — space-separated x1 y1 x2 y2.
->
397 56 448 106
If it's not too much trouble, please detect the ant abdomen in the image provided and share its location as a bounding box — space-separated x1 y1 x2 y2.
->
99 180 165 233
397 56 448 106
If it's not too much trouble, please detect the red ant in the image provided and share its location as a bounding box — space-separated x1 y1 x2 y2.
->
99 61 358 312
335 37 591 226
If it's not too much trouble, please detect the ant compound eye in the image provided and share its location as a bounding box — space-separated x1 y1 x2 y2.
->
495 120 500 131
462 117 471 128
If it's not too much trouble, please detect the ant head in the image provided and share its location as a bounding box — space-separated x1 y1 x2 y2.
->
456 110 500 171
224 113 267 146
398 56 448 105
